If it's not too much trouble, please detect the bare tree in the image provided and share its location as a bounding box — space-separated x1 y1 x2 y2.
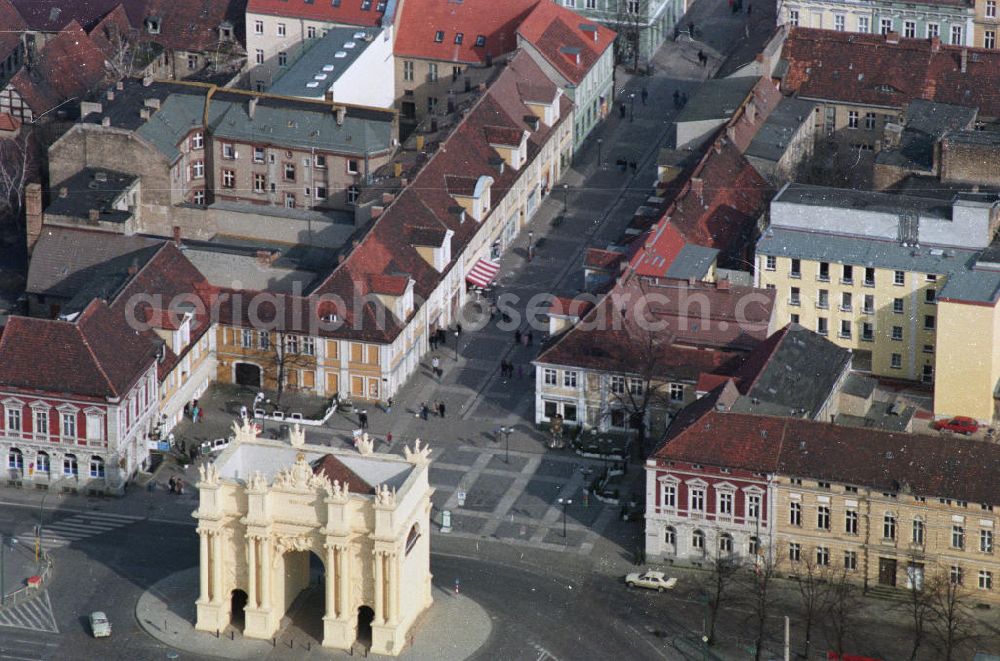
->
823 567 861 658
745 546 781 661
699 549 742 646
792 555 830 660
0 125 33 225
102 22 139 82
891 555 936 661
928 570 977 661
265 332 315 405
613 0 648 72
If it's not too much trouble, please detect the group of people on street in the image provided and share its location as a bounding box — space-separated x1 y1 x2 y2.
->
429 328 448 351
673 90 689 109
500 360 523 379
615 158 638 173
417 401 446 420
513 329 533 346
168 476 185 495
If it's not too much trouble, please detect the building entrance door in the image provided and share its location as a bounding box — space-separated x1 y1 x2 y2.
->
234 363 261 388
356 605 374 648
879 557 897 586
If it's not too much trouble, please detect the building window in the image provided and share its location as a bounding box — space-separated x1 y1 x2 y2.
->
790 286 801 306
925 288 936 304
841 292 852 312
278 51 287 67
428 62 438 82
862 294 874 314
880 17 892 34
818 505 831 530
790 258 801 278
834 14 845 31
664 526 676 547
254 19 263 34
253 146 265 163
187 54 198 70
347 159 359 174
892 326 903 341
923 344 935 355
913 518 925 545
884 512 897 540
253 173 266 193
669 383 684 402
989 0 997 17
816 547 830 566
848 111 859 128
610 375 626 394
817 317 828 336
563 371 578 388
257 331 270 351
277 22 286 36
427 97 438 113
222 143 235 159
982 529 994 554
661 483 676 509
858 16 870 33
284 192 295 208
33 410 48 438
628 378 644 396
953 525 966 549
191 132 204 149
315 154 327 169
61 412 76 438
927 23 939 38
403 60 414 81
845 510 858 535
690 488 705 512
692 529 705 551
951 565 963 585
347 186 360 204
790 501 802 526
765 255 776 270
987 31 997 49
924 315 935 330
63 454 78 476
865 112 876 130
861 322 874 342
222 170 235 188
891 353 902 369
89 456 105 478
789 542 801 562
904 20 915 38
454 32 463 44
193 190 205 205
841 264 853 284
543 368 557 385
844 550 857 570
5 406 21 432
893 297 904 314
719 533 734 554
980 570 993 590
191 160 204 179
284 163 295 181
951 25 963 44
817 289 829 309
718 492 734 516
747 494 761 520
818 261 830 281
315 186 327 199
586 0 596 7
788 9 799 26
864 267 875 286
307 25 317 39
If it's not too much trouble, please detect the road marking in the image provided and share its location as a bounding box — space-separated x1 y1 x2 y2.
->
22 511 143 550
0 591 58 634
626 624 670 659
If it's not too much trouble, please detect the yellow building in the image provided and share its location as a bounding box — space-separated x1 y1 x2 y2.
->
757 184 998 392
974 0 1000 47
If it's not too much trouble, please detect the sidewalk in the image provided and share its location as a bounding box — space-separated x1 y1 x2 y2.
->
0 535 44 600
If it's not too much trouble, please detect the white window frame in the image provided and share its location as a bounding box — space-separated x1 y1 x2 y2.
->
543 368 558 386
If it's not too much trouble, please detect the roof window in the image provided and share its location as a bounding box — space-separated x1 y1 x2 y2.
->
455 32 464 44
435 30 444 42
361 0 371 9
475 35 486 47
145 16 161 34
332 0 341 6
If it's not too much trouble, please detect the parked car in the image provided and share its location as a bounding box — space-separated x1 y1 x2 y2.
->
931 416 979 435
625 570 677 592
89 611 111 638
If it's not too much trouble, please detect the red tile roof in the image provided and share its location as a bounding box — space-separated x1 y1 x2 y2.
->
535 275 774 380
9 0 120 32
656 404 1000 506
8 20 108 116
516 0 614 85
247 0 387 27
584 248 624 271
130 0 244 53
0 0 27 59
394 0 539 64
783 28 1000 117
0 299 160 400
0 113 20 132
548 295 593 318
312 454 375 494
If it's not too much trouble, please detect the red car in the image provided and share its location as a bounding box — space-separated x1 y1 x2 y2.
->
931 416 979 435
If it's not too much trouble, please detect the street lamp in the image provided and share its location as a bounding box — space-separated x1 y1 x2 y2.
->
557 497 573 537
36 490 48 564
498 426 512 463
453 329 460 361
527 231 534 261
597 138 603 167
629 93 635 121
562 183 568 214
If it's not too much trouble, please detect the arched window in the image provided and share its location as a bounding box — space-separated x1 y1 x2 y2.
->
405 523 420 555
664 526 676 547
7 448 23 471
692 529 705 552
719 533 734 554
749 536 761 556
36 451 49 473
89 456 105 479
63 454 78 476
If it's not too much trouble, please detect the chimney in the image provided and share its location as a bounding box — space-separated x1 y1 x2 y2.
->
691 176 704 201
335 106 346 126
88 208 100 222
106 89 115 101
961 49 969 73
144 98 160 110
24 183 42 256
382 192 394 204
393 161 403 177
248 97 258 119
140 107 150 120
714 139 723 154
415 134 425 151
930 36 941 52
337 252 346 264
255 249 276 266
172 226 181 244
745 99 757 123
885 31 900 45
593 28 599 42
142 75 153 87
370 205 384 219
80 101 102 117
716 279 731 291
101 116 111 127
116 81 124 91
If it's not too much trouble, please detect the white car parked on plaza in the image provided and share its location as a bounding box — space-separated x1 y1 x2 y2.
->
625 570 677 592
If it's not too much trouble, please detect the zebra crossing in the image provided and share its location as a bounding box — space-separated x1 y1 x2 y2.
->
0 590 58 634
19 511 144 551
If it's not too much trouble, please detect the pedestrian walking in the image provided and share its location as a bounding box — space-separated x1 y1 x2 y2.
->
386 431 393 445
359 410 369 430
517 364 524 379
177 478 184 495
521 332 529 347
688 21 695 37
439 401 446 418
386 397 393 414
673 89 680 109
432 355 441 380
527 330 533 346
629 160 637 174
456 323 463 337
641 87 648 105
430 333 437 351
619 102 626 118
420 402 429 420
514 329 522 344
239 404 248 420
681 92 688 107
168 476 176 494
698 50 706 66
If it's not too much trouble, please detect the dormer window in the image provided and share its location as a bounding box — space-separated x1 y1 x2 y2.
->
455 32 464 45
435 30 444 42
146 17 161 35
361 0 372 9
475 35 486 47
219 21 233 40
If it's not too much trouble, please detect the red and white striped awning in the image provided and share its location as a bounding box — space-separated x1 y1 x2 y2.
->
466 258 500 288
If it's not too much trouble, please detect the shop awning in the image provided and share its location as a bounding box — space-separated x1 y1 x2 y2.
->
466 258 500 288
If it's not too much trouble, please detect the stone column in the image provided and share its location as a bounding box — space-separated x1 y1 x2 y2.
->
260 536 272 610
211 531 223 603
247 536 258 609
373 550 384 624
324 544 336 619
389 552 399 623
198 531 209 603
338 546 349 620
